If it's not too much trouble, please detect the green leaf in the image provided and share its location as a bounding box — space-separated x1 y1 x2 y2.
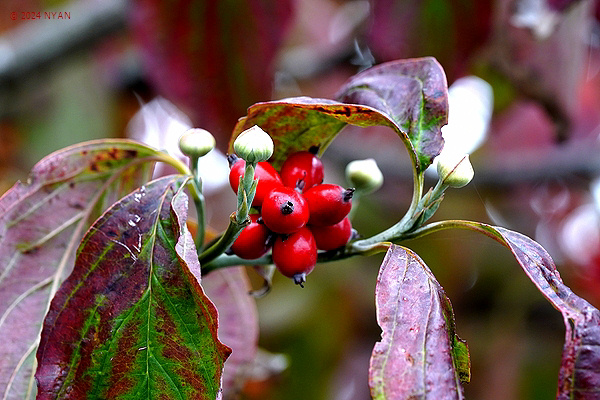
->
0 139 158 399
369 244 468 399
35 175 230 399
337 57 448 171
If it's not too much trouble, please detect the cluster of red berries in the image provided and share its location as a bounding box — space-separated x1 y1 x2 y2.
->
227 150 355 286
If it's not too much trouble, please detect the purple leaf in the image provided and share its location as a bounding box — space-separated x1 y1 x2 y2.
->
203 267 259 397
470 224 600 398
129 0 293 142
337 57 448 171
35 175 230 399
0 140 158 399
370 244 469 399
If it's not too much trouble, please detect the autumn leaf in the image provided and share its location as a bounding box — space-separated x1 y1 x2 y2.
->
0 140 158 399
230 58 448 172
370 244 469 400
35 175 230 399
471 225 600 399
337 57 448 171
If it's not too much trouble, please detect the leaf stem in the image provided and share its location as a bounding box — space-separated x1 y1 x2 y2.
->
400 219 494 241
198 213 249 265
201 239 392 273
187 155 207 250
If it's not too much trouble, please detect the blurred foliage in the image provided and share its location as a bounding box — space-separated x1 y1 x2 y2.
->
2 0 600 399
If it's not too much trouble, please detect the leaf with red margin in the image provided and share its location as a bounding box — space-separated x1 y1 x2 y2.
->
35 175 230 399
370 244 469 399
465 223 600 398
129 0 293 142
337 58 448 171
229 58 448 172
203 267 259 397
0 140 158 400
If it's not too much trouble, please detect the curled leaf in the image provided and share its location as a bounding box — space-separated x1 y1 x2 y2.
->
230 58 448 172
337 57 448 171
472 225 600 399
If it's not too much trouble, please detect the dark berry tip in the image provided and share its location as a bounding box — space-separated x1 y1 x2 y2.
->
293 273 306 287
343 188 356 202
281 200 294 215
227 154 239 168
308 146 320 155
295 178 306 192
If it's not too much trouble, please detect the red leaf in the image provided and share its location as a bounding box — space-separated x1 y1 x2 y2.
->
370 244 469 399
0 140 157 399
35 176 230 399
130 0 293 141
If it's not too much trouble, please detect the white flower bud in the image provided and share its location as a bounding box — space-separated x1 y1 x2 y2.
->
233 125 274 163
178 128 216 158
436 153 474 188
345 158 384 194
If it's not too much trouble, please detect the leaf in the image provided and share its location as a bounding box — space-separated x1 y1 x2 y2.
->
0 140 158 400
35 175 230 399
229 58 448 172
129 0 294 141
467 224 600 399
229 97 407 170
370 244 469 400
203 267 259 397
337 57 448 171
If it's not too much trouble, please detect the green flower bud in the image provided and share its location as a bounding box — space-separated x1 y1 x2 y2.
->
345 158 384 194
436 153 474 188
178 128 216 158
233 125 274 163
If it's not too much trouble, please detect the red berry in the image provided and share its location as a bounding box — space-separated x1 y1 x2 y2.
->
230 214 272 259
228 157 282 206
303 184 354 226
280 151 324 192
272 227 317 286
310 217 353 250
261 187 310 234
